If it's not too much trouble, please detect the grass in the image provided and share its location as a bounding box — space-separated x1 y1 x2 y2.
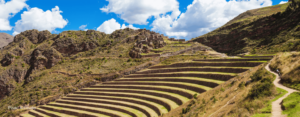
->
282 92 300 117
251 88 288 117
270 52 300 90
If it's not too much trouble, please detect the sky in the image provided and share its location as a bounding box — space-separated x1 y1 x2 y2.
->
0 0 289 40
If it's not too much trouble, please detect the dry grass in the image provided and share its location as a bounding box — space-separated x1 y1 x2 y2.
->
270 52 300 90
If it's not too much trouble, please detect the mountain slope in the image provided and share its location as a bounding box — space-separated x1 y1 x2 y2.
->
0 33 14 48
191 1 300 55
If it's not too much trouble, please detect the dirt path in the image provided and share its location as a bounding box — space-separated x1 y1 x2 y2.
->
265 63 299 117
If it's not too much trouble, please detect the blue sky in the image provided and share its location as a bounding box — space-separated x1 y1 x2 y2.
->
0 0 288 40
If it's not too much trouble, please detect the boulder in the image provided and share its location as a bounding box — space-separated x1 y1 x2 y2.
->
1 52 15 66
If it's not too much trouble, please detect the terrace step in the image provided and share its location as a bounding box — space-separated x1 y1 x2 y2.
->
52 99 146 117
115 78 219 88
117 77 224 84
84 86 192 99
102 81 208 93
66 94 168 115
76 90 184 106
193 58 271 61
40 103 118 117
124 73 234 81
134 67 247 74
28 109 50 117
72 91 176 111
239 56 273 58
60 97 157 117
149 62 263 69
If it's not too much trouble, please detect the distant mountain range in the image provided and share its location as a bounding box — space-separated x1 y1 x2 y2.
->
0 33 13 48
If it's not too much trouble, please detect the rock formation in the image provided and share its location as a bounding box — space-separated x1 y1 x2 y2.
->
129 29 167 58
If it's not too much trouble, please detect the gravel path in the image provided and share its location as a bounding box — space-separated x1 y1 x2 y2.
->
265 63 299 117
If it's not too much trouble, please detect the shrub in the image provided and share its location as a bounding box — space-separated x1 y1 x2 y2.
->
119 54 123 57
221 87 225 92
193 93 198 99
248 82 274 99
239 82 245 88
22 63 25 67
127 58 132 62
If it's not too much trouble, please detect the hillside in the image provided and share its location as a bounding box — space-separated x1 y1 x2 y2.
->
0 33 14 48
0 28 212 116
191 0 300 55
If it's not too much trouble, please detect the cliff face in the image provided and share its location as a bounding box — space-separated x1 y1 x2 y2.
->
192 1 300 55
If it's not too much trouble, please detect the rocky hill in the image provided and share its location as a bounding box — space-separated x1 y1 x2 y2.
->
0 33 14 48
0 27 212 116
191 0 300 55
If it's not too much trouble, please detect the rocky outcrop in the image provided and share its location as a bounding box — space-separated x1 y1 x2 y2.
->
0 33 13 48
129 29 167 58
1 52 15 66
52 30 104 56
0 67 27 100
14 29 52 44
28 45 62 70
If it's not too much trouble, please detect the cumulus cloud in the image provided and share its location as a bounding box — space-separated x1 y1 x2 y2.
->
13 6 68 35
279 1 288 4
151 0 272 40
0 0 28 30
79 25 88 31
97 18 138 34
100 0 180 25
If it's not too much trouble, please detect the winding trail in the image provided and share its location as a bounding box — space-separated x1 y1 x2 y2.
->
265 63 299 117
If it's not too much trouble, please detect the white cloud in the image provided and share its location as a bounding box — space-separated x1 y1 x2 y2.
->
151 0 272 40
79 24 88 31
13 6 68 35
100 0 180 25
0 0 28 31
279 1 288 4
97 18 138 34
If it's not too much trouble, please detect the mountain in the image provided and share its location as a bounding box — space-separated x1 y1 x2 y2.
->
191 0 300 55
0 33 14 48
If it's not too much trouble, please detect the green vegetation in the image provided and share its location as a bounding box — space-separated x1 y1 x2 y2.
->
270 52 300 90
252 88 288 116
282 92 300 117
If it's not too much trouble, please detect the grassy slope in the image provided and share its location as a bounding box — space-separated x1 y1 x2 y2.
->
163 63 285 117
270 52 300 90
0 29 159 116
0 28 208 116
191 2 300 55
282 92 300 117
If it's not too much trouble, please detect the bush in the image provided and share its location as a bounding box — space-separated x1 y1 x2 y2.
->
119 54 123 57
193 93 198 99
239 82 245 88
248 82 274 99
127 58 132 62
22 63 25 67
221 87 225 92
